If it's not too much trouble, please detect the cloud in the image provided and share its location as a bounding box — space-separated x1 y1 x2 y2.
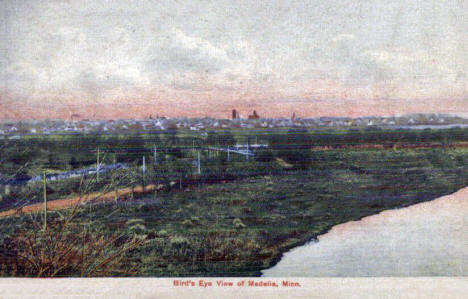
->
326 34 394 87
143 28 232 87
0 0 466 115
149 30 222 72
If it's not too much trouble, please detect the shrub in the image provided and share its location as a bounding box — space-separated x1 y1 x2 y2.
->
182 219 193 226
233 218 246 229
0 214 145 277
126 219 147 237
157 229 169 237
169 236 190 248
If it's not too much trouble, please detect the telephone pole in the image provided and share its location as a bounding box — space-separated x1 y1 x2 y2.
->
43 171 47 231
142 156 146 188
96 147 100 182
197 151 201 175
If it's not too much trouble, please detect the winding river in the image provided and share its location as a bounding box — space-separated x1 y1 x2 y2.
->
263 187 468 276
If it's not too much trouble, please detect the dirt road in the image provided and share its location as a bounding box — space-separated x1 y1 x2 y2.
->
0 184 157 218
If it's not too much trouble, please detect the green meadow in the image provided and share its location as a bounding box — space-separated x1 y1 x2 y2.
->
1 127 467 276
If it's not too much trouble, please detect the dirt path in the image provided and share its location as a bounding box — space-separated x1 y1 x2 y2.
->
0 184 157 218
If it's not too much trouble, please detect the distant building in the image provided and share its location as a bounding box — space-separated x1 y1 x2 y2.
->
70 114 80 121
232 109 238 119
248 110 259 120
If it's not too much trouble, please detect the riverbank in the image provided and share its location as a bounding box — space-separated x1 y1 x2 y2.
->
263 186 468 276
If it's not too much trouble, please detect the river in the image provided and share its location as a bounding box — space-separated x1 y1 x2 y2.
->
0 163 128 185
388 124 468 130
263 187 468 276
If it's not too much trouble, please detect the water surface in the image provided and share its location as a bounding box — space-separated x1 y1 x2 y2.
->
263 187 468 276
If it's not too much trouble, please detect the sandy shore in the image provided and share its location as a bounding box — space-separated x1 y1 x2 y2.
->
263 186 468 276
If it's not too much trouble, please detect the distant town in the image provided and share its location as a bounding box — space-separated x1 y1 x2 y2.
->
1 112 467 137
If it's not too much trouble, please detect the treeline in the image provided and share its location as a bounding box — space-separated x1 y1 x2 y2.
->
1 127 468 180
0 132 203 178
1 127 468 211
268 126 468 148
261 127 468 169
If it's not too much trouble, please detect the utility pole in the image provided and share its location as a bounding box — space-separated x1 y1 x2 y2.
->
153 145 157 164
197 151 201 175
142 156 146 188
43 171 47 231
96 147 100 182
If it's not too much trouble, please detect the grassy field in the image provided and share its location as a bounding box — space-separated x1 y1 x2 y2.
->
1 128 468 276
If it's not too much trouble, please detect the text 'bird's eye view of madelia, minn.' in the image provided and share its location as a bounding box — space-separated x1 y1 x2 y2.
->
0 0 467 279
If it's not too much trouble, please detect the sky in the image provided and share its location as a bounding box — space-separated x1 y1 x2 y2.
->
0 0 467 119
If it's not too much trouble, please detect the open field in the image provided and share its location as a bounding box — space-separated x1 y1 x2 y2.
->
0 127 467 276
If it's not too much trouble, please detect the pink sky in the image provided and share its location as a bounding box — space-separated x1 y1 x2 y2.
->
0 0 467 120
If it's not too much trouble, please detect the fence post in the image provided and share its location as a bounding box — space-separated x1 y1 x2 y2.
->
142 156 146 189
43 171 47 231
96 147 100 182
246 143 249 161
197 151 201 175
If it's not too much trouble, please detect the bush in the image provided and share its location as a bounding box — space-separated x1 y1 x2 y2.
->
126 218 147 237
0 214 145 277
233 218 246 229
169 236 190 248
157 229 169 237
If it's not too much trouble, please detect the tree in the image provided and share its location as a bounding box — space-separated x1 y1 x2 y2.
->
118 134 147 164
274 128 313 169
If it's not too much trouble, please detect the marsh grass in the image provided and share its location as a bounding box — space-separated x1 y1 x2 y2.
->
0 173 147 277
0 216 144 277
0 128 467 277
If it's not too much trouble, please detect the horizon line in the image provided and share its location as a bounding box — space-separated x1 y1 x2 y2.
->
1 112 468 123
